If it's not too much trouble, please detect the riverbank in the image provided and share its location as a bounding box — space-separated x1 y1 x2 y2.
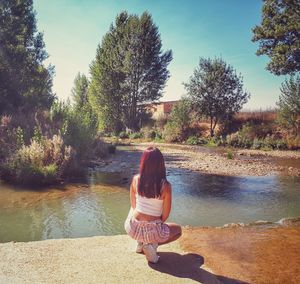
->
0 234 222 284
93 142 300 177
180 224 300 284
1 223 299 284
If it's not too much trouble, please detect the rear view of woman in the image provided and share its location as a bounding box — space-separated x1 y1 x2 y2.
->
124 147 182 263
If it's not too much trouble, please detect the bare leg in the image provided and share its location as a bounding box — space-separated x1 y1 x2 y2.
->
158 223 182 246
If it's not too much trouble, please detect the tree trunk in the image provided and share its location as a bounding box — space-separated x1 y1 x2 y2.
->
210 116 214 137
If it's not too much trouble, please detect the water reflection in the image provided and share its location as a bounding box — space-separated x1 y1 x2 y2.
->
0 170 299 243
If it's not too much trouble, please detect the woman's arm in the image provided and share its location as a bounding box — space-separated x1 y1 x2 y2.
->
129 175 137 209
161 182 172 223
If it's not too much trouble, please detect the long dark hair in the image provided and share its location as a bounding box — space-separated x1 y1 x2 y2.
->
138 147 166 198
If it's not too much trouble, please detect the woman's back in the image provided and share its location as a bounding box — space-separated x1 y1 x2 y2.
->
135 175 164 217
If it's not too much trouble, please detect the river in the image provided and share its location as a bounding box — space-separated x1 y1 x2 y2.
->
1 151 300 243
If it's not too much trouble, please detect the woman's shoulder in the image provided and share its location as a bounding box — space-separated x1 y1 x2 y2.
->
161 179 172 195
132 174 140 181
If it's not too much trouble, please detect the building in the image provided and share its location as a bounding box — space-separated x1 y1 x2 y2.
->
142 100 179 120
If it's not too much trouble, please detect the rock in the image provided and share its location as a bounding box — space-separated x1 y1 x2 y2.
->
223 222 245 228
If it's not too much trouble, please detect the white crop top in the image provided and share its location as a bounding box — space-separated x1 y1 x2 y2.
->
135 175 164 217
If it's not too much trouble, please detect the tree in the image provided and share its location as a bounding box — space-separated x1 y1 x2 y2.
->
184 57 250 137
252 0 300 75
163 98 192 142
0 0 54 115
89 11 172 133
71 72 89 109
277 75 300 134
89 14 126 133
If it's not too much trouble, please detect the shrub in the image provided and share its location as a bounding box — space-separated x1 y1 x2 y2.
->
206 137 218 147
155 115 168 130
186 136 199 145
118 131 129 139
252 137 264 149
140 127 157 140
163 99 192 142
276 139 287 150
129 132 143 139
163 121 182 142
62 105 98 160
1 135 73 185
286 135 300 150
226 150 234 159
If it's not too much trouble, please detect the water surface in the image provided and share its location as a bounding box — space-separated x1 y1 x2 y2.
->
0 168 299 243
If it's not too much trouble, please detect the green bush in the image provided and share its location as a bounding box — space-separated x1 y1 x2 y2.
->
226 150 234 159
205 136 224 147
140 127 157 140
163 121 182 142
276 139 288 150
206 137 218 147
197 137 208 145
118 131 129 139
163 99 192 142
286 135 300 150
129 132 143 139
62 105 98 160
252 137 263 149
186 136 199 145
1 135 73 186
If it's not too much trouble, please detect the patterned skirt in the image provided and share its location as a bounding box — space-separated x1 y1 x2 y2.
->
124 208 170 244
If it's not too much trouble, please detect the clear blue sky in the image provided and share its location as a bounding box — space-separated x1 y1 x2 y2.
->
34 0 285 110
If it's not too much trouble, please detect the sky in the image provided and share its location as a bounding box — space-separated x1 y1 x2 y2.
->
34 0 285 110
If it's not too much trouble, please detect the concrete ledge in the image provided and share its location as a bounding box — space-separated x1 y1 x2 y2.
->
0 235 221 284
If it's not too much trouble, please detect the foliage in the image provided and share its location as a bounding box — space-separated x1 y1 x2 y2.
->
277 75 300 134
71 72 89 109
140 126 156 139
62 104 98 161
226 150 234 160
226 125 290 150
186 135 199 145
285 135 300 150
155 115 168 130
118 131 129 139
129 132 143 139
252 0 300 75
163 99 192 142
184 57 250 137
0 0 55 115
89 11 172 132
1 135 73 185
163 121 182 142
205 136 223 147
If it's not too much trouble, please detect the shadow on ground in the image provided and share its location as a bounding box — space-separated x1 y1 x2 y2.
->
149 252 248 284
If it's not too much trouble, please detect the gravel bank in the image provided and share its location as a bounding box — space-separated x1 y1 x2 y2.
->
93 143 300 177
